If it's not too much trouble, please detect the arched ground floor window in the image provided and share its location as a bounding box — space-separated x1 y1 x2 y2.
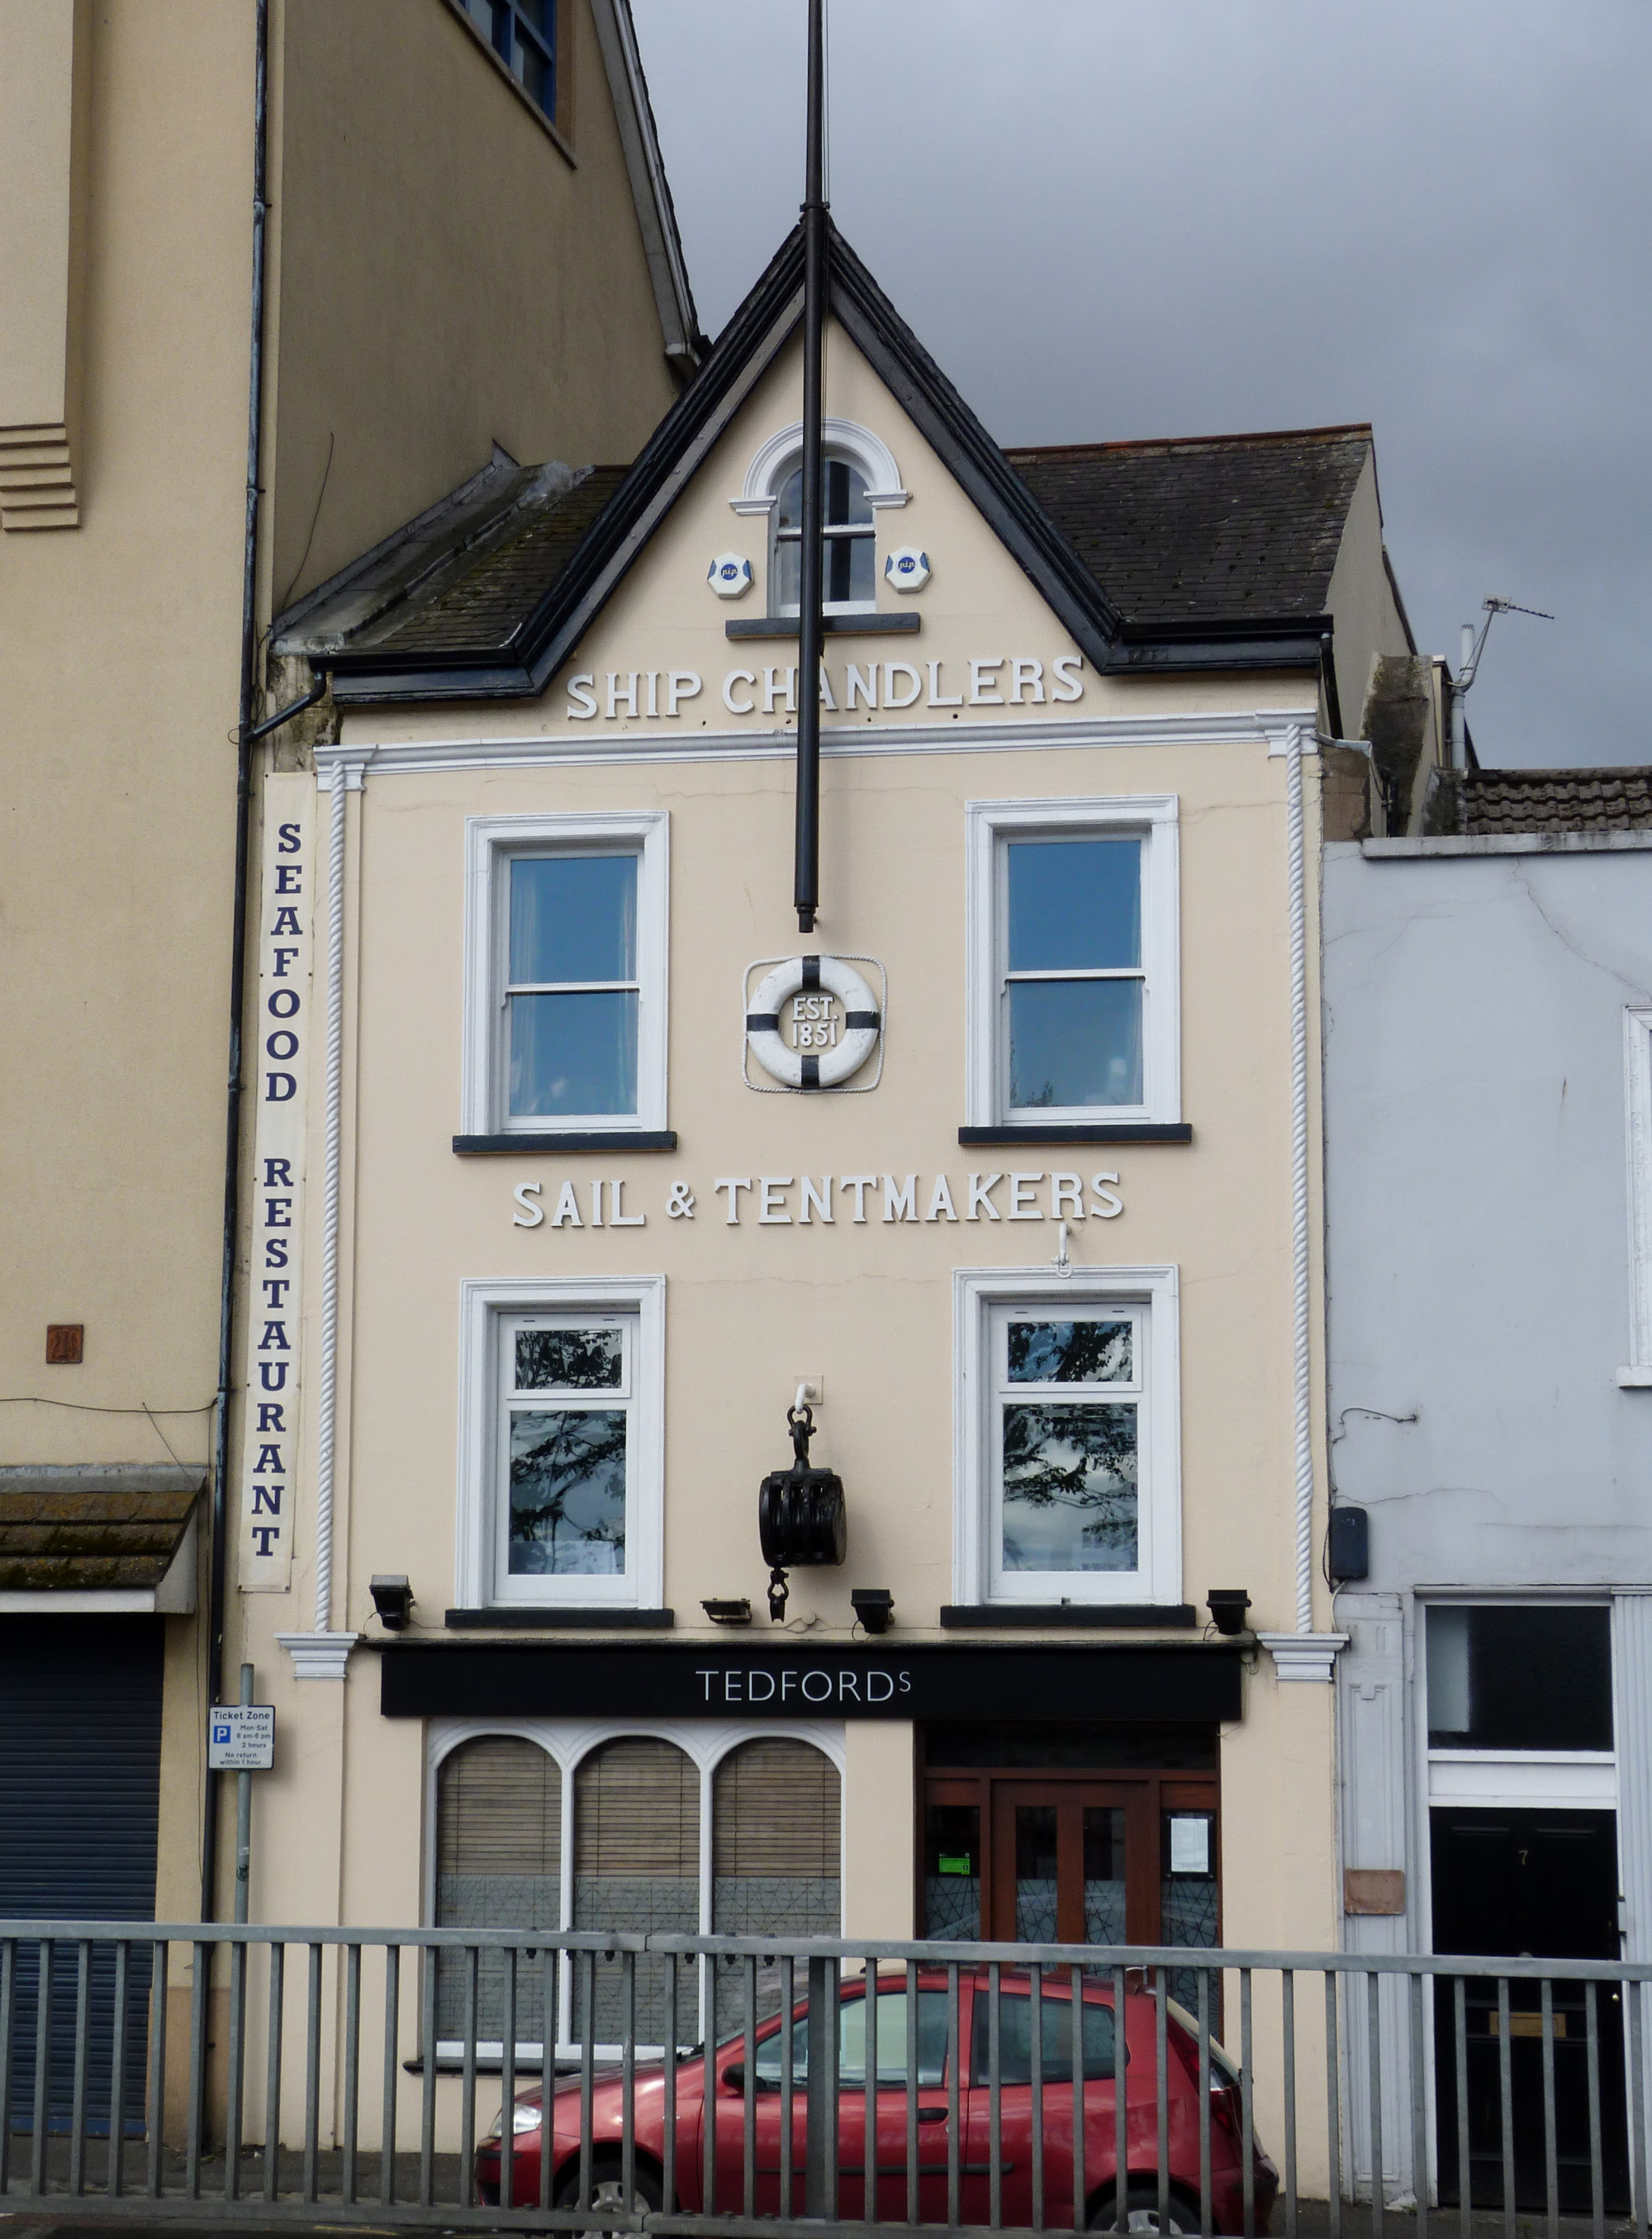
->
430 1719 842 2057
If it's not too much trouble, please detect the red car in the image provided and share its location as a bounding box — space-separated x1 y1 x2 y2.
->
476 1967 1277 2232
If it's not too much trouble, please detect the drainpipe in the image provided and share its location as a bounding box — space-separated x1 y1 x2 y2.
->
203 0 270 1925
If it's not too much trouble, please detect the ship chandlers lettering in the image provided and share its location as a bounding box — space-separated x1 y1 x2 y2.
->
564 654 1086 721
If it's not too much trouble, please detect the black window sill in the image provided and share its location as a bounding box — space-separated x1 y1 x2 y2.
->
444 1608 675 1630
958 1124 1193 1147
725 613 920 639
940 1604 1198 1630
453 1131 677 1154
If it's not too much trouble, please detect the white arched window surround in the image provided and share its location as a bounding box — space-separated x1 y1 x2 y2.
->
734 421 909 619
426 1716 846 2055
731 419 909 520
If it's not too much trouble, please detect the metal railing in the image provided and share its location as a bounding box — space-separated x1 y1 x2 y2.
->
2 1923 1649 2237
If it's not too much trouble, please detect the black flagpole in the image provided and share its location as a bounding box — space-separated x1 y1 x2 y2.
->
794 0 827 934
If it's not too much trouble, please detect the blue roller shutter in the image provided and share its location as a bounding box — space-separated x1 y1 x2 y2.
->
0 1616 164 2131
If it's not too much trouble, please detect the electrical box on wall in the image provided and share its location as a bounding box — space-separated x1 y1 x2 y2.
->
1328 1504 1370 1583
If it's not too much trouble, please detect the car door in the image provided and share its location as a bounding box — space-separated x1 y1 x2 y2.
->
848 1982 958 2223
963 1977 1124 2228
709 1980 960 2219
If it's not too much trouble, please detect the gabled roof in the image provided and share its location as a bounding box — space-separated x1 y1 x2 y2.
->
288 223 1365 707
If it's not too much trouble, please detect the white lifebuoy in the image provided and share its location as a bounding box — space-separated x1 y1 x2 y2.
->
746 955 882 1090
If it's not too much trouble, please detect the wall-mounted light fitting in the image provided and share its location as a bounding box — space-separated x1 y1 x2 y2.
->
1206 1590 1252 1638
701 1598 752 1627
369 1575 415 1631
851 1587 895 1636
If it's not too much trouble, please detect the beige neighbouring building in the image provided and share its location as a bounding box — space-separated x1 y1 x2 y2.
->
0 0 699 2125
230 215 1448 2184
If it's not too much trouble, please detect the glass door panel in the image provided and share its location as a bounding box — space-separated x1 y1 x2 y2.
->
1083 1805 1127 1945
933 1765 1219 1956
923 1799 982 1939
1014 1804 1061 1941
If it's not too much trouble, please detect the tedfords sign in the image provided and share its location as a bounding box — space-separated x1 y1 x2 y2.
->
238 776 313 1588
378 1642 1242 1725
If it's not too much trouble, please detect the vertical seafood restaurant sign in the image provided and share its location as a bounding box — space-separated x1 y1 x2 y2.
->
239 775 313 1590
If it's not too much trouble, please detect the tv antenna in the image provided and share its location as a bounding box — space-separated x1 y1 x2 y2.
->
1450 596 1554 768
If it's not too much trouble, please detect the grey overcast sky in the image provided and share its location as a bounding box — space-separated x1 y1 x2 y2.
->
630 2 1652 770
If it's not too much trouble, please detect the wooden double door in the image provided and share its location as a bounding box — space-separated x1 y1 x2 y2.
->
923 1767 1219 1952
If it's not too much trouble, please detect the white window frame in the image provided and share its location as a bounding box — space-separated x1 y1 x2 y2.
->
965 795 1180 1129
457 1276 665 1611
425 1715 845 2058
952 1264 1181 1609
462 811 668 1138
732 417 909 621
1622 1007 1652 1385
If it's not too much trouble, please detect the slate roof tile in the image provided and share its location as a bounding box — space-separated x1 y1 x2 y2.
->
0 1485 197 1592
1463 768 1652 835
286 424 1372 666
1002 427 1370 627
366 465 632 656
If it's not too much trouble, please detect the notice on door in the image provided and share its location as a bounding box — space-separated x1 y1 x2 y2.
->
1168 1814 1212 1875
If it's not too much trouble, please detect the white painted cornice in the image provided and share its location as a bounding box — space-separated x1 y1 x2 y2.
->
315 747 370 792
321 705 1321 782
1258 1632 1347 1683
275 1630 362 1681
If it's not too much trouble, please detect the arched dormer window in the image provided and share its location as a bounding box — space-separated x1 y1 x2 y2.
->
733 418 909 620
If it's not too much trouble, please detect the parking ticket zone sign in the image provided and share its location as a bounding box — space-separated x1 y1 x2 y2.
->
208 1704 275 1771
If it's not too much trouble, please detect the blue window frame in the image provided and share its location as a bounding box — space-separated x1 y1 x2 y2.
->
455 0 558 122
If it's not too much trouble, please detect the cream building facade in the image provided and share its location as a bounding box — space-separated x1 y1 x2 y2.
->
0 0 699 2118
231 223 1441 2169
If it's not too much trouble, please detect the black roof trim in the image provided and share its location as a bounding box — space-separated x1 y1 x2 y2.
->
1107 637 1327 675
328 222 1353 707
825 234 1123 667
